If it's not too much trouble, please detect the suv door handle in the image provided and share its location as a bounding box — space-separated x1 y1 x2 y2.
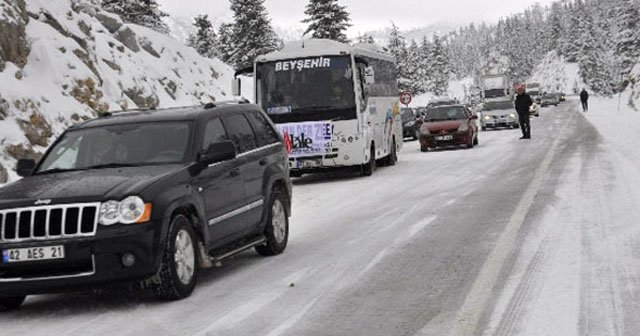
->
259 158 268 166
229 168 240 177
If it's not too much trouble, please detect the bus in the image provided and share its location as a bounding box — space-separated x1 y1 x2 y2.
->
234 39 402 177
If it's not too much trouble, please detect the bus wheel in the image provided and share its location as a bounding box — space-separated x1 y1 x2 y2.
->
386 139 397 166
362 145 376 176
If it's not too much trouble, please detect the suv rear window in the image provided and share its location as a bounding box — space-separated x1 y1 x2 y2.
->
222 114 259 154
245 111 280 147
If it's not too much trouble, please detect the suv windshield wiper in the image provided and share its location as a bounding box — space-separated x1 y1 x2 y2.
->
83 163 147 170
36 168 80 175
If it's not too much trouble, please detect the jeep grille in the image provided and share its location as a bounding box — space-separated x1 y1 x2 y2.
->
0 203 100 242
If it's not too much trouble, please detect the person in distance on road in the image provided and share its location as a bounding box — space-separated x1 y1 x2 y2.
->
580 88 589 112
514 84 533 139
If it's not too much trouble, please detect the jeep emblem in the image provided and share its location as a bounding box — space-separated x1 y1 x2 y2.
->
34 199 52 205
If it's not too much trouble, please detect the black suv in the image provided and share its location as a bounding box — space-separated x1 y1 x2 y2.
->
0 102 292 310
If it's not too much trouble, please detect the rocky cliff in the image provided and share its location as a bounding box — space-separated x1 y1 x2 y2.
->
0 0 244 185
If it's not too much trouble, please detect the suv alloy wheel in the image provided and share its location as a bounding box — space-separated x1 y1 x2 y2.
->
256 188 289 256
152 214 199 300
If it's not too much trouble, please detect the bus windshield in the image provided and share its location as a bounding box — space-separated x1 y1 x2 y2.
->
256 55 357 123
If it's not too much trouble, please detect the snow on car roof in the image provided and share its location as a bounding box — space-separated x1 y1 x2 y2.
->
256 39 394 63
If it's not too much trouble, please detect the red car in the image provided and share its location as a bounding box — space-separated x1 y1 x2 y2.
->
417 105 479 152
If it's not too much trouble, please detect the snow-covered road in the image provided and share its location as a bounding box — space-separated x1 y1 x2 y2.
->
1 98 639 336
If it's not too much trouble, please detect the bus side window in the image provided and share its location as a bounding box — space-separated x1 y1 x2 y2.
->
358 64 369 111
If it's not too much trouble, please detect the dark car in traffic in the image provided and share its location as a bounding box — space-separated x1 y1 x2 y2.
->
401 107 418 140
417 105 479 152
0 102 292 310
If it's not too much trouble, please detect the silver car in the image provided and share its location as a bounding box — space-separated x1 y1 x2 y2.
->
480 100 519 130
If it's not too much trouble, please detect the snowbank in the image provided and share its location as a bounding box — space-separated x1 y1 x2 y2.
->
408 77 473 107
0 0 251 185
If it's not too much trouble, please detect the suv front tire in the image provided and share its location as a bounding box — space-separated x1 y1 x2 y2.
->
152 214 199 300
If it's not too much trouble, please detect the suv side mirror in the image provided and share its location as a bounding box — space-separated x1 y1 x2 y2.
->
17 159 36 177
231 78 242 97
200 141 237 166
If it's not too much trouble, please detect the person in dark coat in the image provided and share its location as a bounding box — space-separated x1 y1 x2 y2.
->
580 88 589 112
514 85 533 139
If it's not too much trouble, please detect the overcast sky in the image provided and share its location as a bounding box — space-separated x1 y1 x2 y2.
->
156 0 557 35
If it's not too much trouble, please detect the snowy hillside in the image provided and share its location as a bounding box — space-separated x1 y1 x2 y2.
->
0 0 246 185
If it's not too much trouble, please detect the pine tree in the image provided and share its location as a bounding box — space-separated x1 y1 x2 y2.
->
187 15 218 59
386 23 410 92
613 0 640 77
578 11 616 95
405 39 423 94
429 34 450 96
228 0 280 69
302 0 351 43
355 33 375 44
102 0 169 33
216 23 235 64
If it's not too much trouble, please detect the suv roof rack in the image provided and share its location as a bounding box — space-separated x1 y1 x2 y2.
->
203 99 251 109
99 106 157 118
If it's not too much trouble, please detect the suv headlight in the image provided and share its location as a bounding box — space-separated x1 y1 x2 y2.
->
404 121 415 127
99 196 152 225
458 123 469 132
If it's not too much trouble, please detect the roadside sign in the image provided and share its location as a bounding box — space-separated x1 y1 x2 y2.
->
399 91 412 106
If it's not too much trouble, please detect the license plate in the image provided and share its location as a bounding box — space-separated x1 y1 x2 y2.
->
2 245 65 263
435 135 453 141
302 160 319 168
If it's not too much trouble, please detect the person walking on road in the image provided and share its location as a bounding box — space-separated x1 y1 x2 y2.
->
580 88 589 112
514 84 533 139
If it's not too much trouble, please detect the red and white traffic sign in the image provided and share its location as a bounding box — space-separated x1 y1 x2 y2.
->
399 91 412 106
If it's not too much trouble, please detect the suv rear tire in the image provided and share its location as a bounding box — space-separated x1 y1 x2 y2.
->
0 296 26 311
256 189 289 256
152 214 199 300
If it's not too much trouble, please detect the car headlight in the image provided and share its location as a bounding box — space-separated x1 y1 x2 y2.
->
99 196 152 225
509 113 516 118
483 115 491 120
404 121 415 127
458 123 469 132
99 201 120 226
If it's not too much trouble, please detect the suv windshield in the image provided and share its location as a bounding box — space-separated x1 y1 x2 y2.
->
256 55 356 123
37 121 192 174
425 106 468 121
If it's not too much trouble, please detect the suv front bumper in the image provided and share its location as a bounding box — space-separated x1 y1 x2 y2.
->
0 223 159 296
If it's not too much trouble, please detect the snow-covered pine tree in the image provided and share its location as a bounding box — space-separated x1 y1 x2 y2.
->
429 34 450 96
102 0 169 33
302 0 351 43
216 23 235 64
577 11 616 95
355 33 375 44
187 14 218 59
418 35 433 92
613 0 640 78
405 39 423 94
228 0 280 69
386 23 410 92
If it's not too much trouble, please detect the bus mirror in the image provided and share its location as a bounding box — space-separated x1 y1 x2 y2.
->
364 66 375 85
232 78 241 96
